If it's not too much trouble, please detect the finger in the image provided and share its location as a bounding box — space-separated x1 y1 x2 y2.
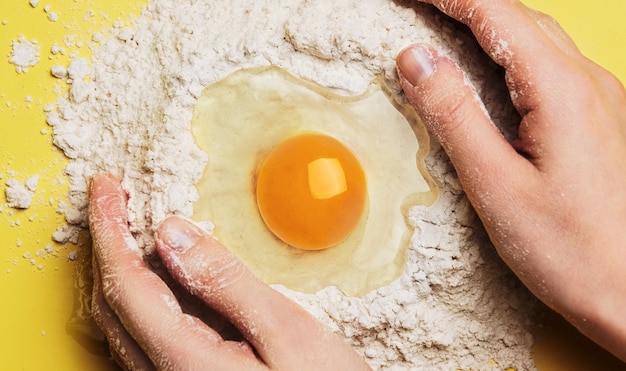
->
92 255 155 371
154 216 370 371
422 0 564 66
396 44 537 211
525 8 579 56
89 174 264 370
419 0 579 113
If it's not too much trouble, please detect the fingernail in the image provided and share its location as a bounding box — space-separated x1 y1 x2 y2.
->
156 216 203 251
397 44 436 86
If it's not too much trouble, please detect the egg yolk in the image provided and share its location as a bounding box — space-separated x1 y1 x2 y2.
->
256 133 367 250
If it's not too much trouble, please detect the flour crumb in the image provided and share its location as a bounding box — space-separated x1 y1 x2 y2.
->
51 44 66 55
25 174 40 192
29 0 39 8
48 12 58 22
67 250 79 261
63 35 75 47
52 224 81 245
51 64 68 79
67 58 89 80
36 244 56 258
5 177 36 209
9 36 40 74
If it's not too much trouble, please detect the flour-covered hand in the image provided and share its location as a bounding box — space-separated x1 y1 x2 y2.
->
88 174 370 370
396 0 626 361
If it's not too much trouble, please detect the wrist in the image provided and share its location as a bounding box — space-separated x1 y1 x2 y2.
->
562 258 626 362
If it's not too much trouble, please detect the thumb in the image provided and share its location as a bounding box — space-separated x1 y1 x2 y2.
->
154 216 368 370
154 216 287 344
396 44 531 205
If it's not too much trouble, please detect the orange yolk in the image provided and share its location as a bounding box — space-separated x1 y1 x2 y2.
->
256 133 367 250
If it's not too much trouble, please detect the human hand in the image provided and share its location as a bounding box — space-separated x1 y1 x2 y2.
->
396 0 626 361
88 174 370 370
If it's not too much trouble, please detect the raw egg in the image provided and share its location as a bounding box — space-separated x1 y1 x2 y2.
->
191 66 437 296
256 133 367 250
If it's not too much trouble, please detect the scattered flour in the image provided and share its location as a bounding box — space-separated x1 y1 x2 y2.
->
5 175 39 209
25 174 40 192
47 11 59 23
52 223 81 245
9 35 40 73
51 64 68 79
51 43 66 56
50 0 535 369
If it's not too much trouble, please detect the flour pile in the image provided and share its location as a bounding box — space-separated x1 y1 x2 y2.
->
48 0 537 369
9 35 40 73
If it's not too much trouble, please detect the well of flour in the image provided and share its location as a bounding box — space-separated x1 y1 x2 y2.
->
191 66 438 297
49 0 537 369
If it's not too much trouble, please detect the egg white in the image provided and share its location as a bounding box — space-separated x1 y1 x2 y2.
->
191 66 437 296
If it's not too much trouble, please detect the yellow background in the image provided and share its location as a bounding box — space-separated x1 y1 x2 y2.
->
0 0 624 369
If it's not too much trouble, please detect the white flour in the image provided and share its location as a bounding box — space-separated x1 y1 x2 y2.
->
9 35 40 73
49 0 536 369
5 174 39 209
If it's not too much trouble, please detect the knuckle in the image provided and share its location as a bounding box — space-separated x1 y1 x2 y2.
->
598 69 626 101
563 64 620 108
434 0 484 22
434 86 485 141
165 235 255 299
193 254 250 296
527 8 559 29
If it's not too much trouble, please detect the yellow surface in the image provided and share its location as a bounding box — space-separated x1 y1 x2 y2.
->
0 1 146 370
0 0 624 370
